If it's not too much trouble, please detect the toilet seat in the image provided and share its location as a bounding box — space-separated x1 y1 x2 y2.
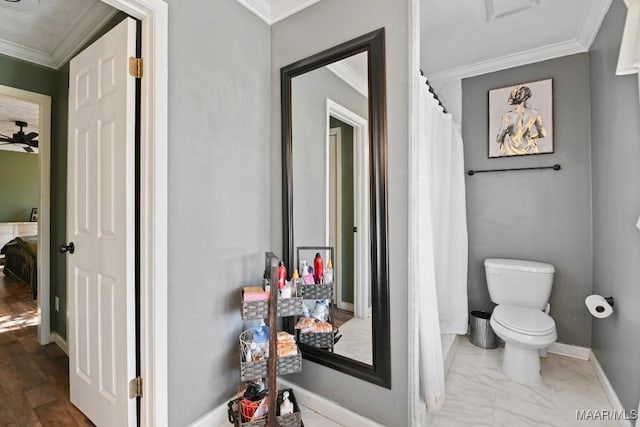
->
492 304 555 336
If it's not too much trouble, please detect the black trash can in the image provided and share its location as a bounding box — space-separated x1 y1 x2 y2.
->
469 311 498 349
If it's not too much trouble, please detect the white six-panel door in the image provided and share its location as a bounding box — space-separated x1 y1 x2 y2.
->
67 17 137 426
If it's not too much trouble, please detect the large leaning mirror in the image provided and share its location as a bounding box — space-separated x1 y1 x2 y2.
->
281 28 390 388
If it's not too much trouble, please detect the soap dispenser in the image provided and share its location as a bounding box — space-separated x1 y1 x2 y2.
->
280 391 294 415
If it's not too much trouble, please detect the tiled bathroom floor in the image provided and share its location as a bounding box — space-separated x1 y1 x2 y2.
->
217 404 345 427
430 336 619 427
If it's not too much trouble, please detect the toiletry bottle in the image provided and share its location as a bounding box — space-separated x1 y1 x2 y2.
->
252 320 270 358
277 261 287 290
314 253 324 284
291 269 300 297
263 270 270 293
324 259 334 284
280 391 294 415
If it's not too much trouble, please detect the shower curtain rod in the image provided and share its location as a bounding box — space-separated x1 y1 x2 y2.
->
419 70 448 114
467 164 561 176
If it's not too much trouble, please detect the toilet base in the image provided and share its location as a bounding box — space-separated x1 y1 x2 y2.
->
502 343 543 386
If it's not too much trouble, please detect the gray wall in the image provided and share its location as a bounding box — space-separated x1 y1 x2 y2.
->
462 54 593 346
590 0 640 413
292 66 367 248
166 0 271 425
271 0 410 425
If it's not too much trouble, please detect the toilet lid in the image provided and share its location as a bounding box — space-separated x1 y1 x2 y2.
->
492 305 556 336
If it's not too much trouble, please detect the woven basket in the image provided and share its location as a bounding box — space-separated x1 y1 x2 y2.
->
234 388 302 427
299 283 333 300
241 296 303 320
299 331 334 350
239 329 302 382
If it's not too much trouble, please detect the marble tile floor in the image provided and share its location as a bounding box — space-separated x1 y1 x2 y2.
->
0 271 94 426
333 316 372 365
430 336 618 427
216 404 346 427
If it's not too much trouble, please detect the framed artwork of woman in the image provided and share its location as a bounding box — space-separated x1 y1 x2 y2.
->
488 79 553 158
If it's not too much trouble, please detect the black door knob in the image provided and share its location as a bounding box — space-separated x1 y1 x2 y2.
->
58 242 75 254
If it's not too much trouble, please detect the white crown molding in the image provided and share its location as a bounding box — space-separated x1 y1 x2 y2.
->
0 2 117 70
428 0 613 82
576 0 614 50
427 39 586 82
51 2 119 68
327 61 368 97
0 38 56 68
235 0 322 25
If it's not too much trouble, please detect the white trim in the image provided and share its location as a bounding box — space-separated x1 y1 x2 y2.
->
234 0 322 25
51 331 69 355
548 342 591 361
591 351 635 427
427 39 586 81
409 0 421 424
0 38 56 69
51 3 119 68
327 62 368 97
0 3 118 70
326 98 369 319
576 0 614 50
98 1 168 426
426 1 612 82
187 402 229 427
277 379 384 427
0 85 52 348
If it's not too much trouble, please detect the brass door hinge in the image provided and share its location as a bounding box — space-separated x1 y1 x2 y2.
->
129 57 143 78
129 376 143 398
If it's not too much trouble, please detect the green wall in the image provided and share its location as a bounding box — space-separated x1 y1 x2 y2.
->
0 54 55 96
0 151 40 222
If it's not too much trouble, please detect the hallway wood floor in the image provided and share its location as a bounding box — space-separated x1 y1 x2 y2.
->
0 271 93 426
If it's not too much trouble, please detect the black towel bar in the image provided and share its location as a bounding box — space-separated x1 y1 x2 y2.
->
467 164 561 176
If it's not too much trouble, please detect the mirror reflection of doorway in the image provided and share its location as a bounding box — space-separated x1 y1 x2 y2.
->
328 117 355 321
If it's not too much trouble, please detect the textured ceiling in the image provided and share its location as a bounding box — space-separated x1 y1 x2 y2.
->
0 96 39 154
0 0 117 68
0 0 96 53
421 0 612 80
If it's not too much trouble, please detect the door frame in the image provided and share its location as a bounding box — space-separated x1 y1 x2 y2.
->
325 98 369 319
97 1 168 425
0 84 51 347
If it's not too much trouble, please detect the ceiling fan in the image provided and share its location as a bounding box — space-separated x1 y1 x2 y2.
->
0 121 39 153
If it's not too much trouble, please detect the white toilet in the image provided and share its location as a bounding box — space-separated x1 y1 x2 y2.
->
485 258 557 385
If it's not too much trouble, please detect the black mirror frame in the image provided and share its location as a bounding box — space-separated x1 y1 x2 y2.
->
281 28 391 389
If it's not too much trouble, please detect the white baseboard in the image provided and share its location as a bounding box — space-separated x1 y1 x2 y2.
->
50 332 68 355
548 342 591 360
278 378 383 427
187 380 382 427
188 402 229 427
590 351 634 427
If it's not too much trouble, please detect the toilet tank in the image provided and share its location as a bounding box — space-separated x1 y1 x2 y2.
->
484 258 555 309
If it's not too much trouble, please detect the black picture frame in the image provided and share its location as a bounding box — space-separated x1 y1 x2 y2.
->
280 28 391 389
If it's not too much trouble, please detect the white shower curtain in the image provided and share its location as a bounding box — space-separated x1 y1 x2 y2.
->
416 73 469 411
